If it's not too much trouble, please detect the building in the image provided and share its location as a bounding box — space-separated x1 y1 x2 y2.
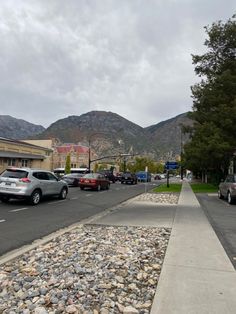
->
53 144 93 169
0 137 53 173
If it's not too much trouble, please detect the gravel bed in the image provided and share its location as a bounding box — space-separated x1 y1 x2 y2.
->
0 225 171 314
132 193 179 204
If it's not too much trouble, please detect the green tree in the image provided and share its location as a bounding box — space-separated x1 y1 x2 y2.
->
184 15 236 183
65 154 71 174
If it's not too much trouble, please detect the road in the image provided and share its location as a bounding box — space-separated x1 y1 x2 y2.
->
0 181 158 256
196 193 236 269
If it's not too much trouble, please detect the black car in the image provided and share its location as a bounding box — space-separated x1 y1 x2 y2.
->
121 172 138 184
61 173 84 187
98 170 116 183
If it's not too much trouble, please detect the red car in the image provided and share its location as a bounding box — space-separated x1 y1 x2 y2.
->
79 173 110 191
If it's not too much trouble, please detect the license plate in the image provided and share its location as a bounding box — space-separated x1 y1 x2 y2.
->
85 179 90 183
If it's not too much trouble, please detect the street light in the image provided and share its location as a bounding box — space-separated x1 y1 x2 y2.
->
87 132 107 172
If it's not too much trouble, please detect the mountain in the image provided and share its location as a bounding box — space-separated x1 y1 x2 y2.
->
0 115 45 140
36 111 152 157
145 112 193 158
0 111 193 159
36 111 193 159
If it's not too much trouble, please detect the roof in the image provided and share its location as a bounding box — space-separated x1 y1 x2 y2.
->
0 151 45 160
0 137 52 151
55 145 89 154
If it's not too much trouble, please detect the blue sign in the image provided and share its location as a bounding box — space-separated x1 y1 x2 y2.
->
165 161 179 170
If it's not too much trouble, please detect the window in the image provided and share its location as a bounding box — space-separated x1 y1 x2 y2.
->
8 158 16 166
47 172 58 181
21 159 28 167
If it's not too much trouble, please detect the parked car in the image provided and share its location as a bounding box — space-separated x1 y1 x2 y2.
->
136 171 151 182
114 172 123 182
79 173 110 191
0 167 68 205
218 174 236 204
121 172 138 184
61 173 84 187
98 170 116 183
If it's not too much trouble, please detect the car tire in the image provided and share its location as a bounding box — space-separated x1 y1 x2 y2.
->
59 187 68 200
218 190 224 199
227 191 233 204
80 186 84 190
29 189 41 205
106 183 110 190
0 196 10 203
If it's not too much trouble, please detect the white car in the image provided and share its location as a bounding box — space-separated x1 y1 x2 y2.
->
0 167 68 205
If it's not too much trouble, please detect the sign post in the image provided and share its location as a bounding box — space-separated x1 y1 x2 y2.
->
165 161 179 188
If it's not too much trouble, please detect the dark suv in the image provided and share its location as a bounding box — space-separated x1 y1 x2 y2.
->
98 170 116 183
121 172 138 184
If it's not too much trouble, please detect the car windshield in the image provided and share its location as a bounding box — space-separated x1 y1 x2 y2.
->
0 169 28 179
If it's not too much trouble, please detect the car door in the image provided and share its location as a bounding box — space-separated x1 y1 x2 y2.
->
46 172 61 195
223 175 233 196
33 171 52 195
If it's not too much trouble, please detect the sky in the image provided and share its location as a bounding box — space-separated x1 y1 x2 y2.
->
0 0 235 128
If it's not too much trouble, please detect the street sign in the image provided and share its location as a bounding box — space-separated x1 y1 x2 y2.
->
165 161 179 170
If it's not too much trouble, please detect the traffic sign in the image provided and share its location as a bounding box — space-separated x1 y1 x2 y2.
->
165 161 179 170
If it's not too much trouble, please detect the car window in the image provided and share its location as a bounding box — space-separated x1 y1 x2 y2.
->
1 169 28 179
226 175 234 183
47 172 58 181
33 172 49 180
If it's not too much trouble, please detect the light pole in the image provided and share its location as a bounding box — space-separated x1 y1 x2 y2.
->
87 132 107 172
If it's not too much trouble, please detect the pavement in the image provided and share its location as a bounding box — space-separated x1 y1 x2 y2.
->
91 181 236 314
1 181 236 313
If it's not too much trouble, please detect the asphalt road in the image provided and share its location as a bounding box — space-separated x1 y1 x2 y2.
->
0 181 158 256
196 193 236 269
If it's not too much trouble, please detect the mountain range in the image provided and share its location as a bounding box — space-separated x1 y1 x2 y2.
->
0 111 193 159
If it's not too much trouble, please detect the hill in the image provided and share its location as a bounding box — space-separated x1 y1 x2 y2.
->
0 111 193 159
0 115 45 140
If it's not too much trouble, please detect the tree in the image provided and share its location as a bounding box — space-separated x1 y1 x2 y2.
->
65 154 71 174
184 15 236 183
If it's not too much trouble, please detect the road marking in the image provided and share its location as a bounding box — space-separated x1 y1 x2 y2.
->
47 200 66 205
86 194 92 197
10 208 28 212
70 197 78 200
0 219 6 223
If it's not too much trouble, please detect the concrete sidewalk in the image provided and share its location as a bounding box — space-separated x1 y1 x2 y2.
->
93 181 236 314
151 181 236 314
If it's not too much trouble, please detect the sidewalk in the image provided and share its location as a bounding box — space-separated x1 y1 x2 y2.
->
150 181 236 314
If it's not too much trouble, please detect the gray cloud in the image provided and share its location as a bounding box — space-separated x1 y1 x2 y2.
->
0 0 235 127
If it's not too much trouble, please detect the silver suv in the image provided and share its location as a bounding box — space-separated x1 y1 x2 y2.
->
0 167 68 205
218 174 236 204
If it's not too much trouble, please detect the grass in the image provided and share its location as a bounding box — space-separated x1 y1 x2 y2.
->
190 182 218 193
152 183 182 193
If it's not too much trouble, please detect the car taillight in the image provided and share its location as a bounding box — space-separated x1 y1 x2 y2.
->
91 179 97 183
19 178 31 183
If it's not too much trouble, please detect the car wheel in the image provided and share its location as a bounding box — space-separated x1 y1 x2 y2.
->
218 190 224 199
29 189 41 205
106 183 110 190
59 187 67 200
0 196 10 203
80 186 84 190
97 184 101 191
227 191 233 204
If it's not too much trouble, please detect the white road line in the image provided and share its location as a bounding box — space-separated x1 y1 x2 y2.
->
47 200 66 205
0 219 6 223
86 194 92 197
10 208 28 212
70 197 78 200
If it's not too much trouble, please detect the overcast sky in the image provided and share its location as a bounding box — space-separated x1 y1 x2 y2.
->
0 1 235 128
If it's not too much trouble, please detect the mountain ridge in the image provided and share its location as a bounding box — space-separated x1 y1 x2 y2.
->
0 111 193 159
